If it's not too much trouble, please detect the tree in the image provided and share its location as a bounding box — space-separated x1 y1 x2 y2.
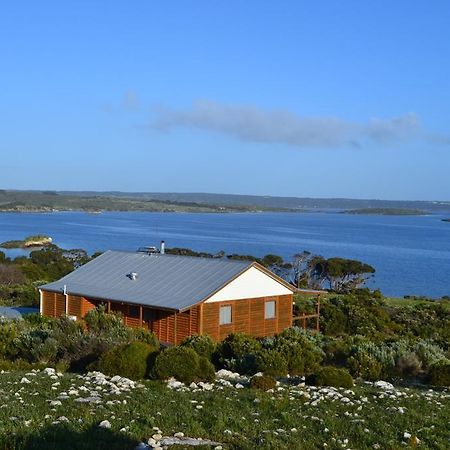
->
0 263 25 285
289 252 375 292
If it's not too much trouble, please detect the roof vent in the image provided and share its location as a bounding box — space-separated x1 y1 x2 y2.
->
128 272 138 281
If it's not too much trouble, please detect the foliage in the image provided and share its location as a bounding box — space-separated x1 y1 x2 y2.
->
153 346 201 384
262 327 324 376
250 374 276 390
197 356 216 382
347 352 383 381
428 362 450 386
290 252 375 292
307 366 354 388
213 333 262 374
84 305 130 339
254 349 288 377
130 327 159 347
96 341 157 380
180 334 216 359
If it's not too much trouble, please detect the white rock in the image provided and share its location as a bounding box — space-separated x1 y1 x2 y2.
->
235 383 244 389
167 379 183 389
43 368 56 375
374 381 395 391
216 369 240 380
20 377 31 384
99 420 111 429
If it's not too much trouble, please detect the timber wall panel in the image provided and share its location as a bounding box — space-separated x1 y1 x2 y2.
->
67 295 82 317
201 294 293 341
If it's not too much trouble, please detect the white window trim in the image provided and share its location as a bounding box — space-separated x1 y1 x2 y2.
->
219 304 232 325
265 300 276 319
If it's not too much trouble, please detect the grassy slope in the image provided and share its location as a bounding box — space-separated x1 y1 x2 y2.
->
1 371 449 450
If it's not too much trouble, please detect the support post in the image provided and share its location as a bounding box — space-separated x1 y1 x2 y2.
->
107 301 111 313
174 312 178 345
39 289 43 315
139 305 143 328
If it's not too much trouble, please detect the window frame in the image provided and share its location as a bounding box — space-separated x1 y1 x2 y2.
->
128 305 140 318
264 299 276 320
219 304 233 325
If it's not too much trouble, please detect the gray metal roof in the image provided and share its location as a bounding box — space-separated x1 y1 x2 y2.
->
0 307 39 320
40 251 254 311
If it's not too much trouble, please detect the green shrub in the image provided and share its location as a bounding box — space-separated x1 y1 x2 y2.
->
250 374 276 391
0 323 20 359
181 334 216 359
213 333 261 374
307 366 354 388
96 341 157 380
264 328 324 376
255 349 288 377
153 346 200 384
131 327 159 347
198 356 216 382
84 305 130 339
347 352 383 381
428 363 450 386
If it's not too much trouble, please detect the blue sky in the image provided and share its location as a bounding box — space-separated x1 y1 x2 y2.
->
1 1 449 200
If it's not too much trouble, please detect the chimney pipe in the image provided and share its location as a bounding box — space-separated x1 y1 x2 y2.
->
160 240 165 254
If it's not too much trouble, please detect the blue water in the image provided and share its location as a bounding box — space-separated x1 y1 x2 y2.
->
0 211 449 298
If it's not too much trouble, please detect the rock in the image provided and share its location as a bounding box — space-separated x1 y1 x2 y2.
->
216 369 240 380
167 379 183 389
374 381 395 391
135 443 148 450
159 437 222 447
235 383 244 389
174 432 184 438
49 400 62 406
152 433 162 440
99 420 111 429
43 368 56 376
20 377 31 384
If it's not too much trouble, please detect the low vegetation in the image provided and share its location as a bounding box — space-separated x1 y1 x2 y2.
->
0 243 449 448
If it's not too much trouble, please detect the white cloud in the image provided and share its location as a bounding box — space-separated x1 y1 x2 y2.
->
151 100 431 148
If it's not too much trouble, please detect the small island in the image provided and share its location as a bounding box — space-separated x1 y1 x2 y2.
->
342 208 428 216
0 234 53 249
442 218 450 222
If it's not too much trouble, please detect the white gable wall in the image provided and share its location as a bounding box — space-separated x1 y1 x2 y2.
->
205 266 292 303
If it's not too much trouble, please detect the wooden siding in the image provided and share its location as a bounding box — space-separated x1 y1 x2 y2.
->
201 294 293 341
40 289 292 344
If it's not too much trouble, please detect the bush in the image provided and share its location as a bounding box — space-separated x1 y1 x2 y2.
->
250 374 276 391
181 334 216 359
213 333 261 374
84 305 130 339
131 327 159 347
348 353 383 381
198 356 216 382
264 328 324 376
428 363 450 386
307 366 354 388
96 341 157 380
255 349 288 377
153 346 201 384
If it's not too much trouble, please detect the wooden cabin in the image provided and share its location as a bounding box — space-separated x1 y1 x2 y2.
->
39 250 295 344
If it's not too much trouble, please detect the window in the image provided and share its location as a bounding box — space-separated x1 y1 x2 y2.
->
219 305 232 325
129 305 140 318
265 300 276 319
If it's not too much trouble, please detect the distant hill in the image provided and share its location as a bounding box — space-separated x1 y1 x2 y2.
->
342 208 428 216
1 189 450 214
59 190 450 213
